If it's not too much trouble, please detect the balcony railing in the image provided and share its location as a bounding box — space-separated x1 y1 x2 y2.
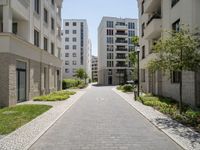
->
115 40 128 43
116 48 127 51
115 32 127 36
147 13 162 25
116 56 127 59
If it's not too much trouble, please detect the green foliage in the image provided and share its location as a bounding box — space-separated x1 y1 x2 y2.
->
33 90 76 101
62 79 82 89
0 104 52 134
132 36 139 46
148 27 200 72
117 84 134 92
139 95 200 131
75 68 85 79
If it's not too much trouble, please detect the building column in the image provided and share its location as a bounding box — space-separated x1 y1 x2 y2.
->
3 5 12 33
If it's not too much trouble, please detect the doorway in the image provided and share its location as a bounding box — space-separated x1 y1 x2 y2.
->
108 76 112 85
57 70 60 90
16 61 27 102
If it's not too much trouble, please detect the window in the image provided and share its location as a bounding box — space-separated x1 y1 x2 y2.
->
65 69 69 73
107 45 114 51
73 30 77 34
65 22 69 26
141 69 146 82
73 22 77 26
128 31 135 37
44 37 48 51
51 42 54 55
72 61 77 65
107 61 113 67
107 29 113 35
128 38 132 44
171 0 179 7
65 61 69 65
44 8 48 23
73 37 77 42
73 53 77 57
65 45 69 50
141 0 144 15
51 0 55 5
73 45 76 50
34 0 40 14
65 30 69 34
34 30 39 47
107 21 113 28
171 71 181 83
129 46 134 52
51 18 54 30
142 23 145 37
128 22 135 29
172 19 180 32
107 37 113 44
142 46 145 59
65 37 69 42
65 53 69 57
12 23 18 34
107 53 113 59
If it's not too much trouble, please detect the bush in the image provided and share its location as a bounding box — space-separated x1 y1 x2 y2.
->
117 84 133 92
33 90 76 101
62 79 83 89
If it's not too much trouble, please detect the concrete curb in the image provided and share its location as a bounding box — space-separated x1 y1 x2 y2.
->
113 88 200 150
0 91 86 150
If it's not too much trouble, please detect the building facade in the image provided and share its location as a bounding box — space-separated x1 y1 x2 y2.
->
92 56 98 82
62 19 91 79
137 0 200 107
0 0 63 107
98 17 138 85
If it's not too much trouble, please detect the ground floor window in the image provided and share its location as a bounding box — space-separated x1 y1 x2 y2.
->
141 69 146 82
171 71 181 83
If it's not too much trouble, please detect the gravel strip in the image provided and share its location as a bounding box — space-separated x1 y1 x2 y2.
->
113 88 200 150
0 91 85 150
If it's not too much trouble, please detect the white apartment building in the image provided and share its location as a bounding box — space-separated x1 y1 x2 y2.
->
137 0 200 107
0 0 63 107
62 19 91 79
92 56 98 82
98 17 138 85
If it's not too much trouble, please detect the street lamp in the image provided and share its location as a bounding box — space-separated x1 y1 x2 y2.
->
136 46 140 97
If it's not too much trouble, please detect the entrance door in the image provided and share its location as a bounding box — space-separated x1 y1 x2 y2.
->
57 70 60 90
17 69 26 102
108 76 112 85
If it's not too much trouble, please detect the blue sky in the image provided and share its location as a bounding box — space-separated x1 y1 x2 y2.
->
62 0 138 56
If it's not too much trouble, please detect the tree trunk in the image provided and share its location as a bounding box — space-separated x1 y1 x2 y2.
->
179 71 183 114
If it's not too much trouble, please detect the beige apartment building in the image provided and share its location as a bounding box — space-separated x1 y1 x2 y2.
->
98 17 138 85
0 0 63 107
137 0 200 107
92 56 98 82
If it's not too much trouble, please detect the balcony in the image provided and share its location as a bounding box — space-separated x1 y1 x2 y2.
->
116 62 127 68
115 32 128 38
115 23 127 30
115 40 128 45
144 0 161 13
116 48 127 52
144 16 162 39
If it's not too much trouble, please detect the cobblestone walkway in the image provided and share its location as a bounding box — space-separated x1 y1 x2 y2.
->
30 86 182 150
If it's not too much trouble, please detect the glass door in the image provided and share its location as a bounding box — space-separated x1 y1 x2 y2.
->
17 70 26 102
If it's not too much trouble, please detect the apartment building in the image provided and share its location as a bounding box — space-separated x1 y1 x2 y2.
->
92 56 98 82
98 17 138 85
62 19 91 79
137 0 200 107
0 0 63 107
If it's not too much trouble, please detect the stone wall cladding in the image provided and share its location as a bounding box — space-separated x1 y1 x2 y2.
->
0 53 9 107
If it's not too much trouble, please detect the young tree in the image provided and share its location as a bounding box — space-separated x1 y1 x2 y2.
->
75 68 85 79
83 72 88 84
148 28 200 113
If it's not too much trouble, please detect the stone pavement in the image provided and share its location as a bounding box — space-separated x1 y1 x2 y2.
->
113 88 200 150
0 90 86 150
30 85 182 150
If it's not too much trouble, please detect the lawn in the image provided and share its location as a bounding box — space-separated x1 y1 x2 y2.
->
139 94 200 132
33 90 76 101
0 104 52 135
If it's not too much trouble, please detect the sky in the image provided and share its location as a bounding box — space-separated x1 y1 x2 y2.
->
62 0 138 56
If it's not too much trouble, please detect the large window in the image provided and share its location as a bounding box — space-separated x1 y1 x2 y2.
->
128 31 135 37
107 61 114 67
107 29 113 36
107 53 113 59
107 21 113 28
65 53 69 57
65 45 69 50
72 61 77 65
51 42 54 55
51 17 55 31
172 19 180 32
73 30 77 34
73 37 77 42
34 30 39 47
43 37 48 51
107 45 114 51
34 0 40 14
141 69 146 82
72 53 77 57
73 45 76 50
128 22 135 29
65 61 69 65
65 22 69 26
171 71 181 83
65 37 69 42
142 46 145 59
73 22 77 26
107 37 113 44
44 8 48 23
51 0 55 5
65 30 69 34
141 23 145 37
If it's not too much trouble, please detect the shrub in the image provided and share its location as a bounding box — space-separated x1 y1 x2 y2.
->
62 79 82 89
122 84 133 92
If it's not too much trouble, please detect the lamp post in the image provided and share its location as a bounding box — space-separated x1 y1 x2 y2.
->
136 46 140 97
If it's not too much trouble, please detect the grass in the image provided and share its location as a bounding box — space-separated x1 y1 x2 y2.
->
33 90 76 101
0 104 52 134
138 94 200 132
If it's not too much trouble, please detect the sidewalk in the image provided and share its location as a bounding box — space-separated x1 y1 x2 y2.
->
113 88 200 150
0 90 86 150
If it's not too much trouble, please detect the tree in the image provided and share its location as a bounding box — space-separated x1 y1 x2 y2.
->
75 68 85 79
83 72 88 84
148 27 200 113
